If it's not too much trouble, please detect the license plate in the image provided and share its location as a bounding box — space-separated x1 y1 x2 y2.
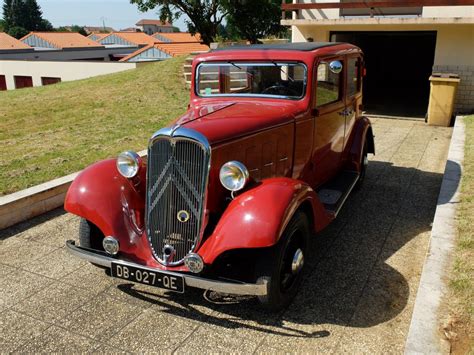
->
111 263 184 293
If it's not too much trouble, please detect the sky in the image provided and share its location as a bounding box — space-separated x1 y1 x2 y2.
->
31 0 188 31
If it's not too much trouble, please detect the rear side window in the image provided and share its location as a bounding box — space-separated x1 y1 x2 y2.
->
347 57 362 97
316 62 341 107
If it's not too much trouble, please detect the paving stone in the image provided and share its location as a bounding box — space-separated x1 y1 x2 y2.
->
23 246 87 279
0 239 58 268
58 295 145 342
0 118 454 352
61 263 119 293
0 270 51 311
106 308 200 352
0 310 51 352
12 281 101 323
17 325 99 353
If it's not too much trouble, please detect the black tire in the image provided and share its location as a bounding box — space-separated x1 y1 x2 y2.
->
78 218 107 268
355 140 368 190
256 211 310 311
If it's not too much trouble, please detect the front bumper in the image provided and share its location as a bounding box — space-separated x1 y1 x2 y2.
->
66 240 268 296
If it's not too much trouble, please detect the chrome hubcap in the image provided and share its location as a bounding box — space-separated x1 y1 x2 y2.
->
291 248 304 274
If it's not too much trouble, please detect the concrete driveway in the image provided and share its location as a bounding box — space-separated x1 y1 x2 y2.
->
0 118 452 353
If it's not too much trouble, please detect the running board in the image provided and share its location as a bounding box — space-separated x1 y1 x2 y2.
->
316 171 359 216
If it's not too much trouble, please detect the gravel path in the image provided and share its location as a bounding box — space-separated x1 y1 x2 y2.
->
0 118 452 353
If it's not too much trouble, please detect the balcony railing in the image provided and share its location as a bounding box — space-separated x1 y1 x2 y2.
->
281 0 474 20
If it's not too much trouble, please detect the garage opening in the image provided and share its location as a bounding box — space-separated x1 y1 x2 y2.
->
331 31 437 118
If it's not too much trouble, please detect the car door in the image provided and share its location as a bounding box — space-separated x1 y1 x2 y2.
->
343 54 363 155
311 57 346 187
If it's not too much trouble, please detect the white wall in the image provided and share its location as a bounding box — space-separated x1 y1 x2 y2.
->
423 6 474 18
292 1 474 20
0 60 138 90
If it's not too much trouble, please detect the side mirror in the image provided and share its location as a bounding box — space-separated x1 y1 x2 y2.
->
329 60 343 74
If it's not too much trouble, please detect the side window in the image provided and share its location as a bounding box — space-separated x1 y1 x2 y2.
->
347 57 361 97
316 62 342 107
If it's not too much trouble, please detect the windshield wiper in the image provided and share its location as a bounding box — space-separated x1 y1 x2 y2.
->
272 61 294 82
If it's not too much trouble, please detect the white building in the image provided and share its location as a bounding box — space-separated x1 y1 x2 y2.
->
136 19 174 35
282 1 474 115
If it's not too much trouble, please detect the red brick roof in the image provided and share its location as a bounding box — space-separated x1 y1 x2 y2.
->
100 32 157 46
21 32 103 49
0 32 31 50
136 19 172 27
153 32 201 43
119 42 209 62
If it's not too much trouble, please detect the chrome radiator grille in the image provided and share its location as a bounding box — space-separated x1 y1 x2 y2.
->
146 127 210 265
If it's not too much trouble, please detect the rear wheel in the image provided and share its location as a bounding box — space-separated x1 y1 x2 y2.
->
355 140 368 190
256 211 310 311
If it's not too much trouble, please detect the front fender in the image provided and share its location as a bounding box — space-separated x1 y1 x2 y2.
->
64 159 156 266
198 177 333 264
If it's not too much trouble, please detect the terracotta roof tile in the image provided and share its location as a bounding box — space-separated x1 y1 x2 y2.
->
120 42 209 62
101 32 157 46
119 42 209 62
153 32 201 43
21 32 103 49
87 33 109 41
156 42 209 56
0 32 31 50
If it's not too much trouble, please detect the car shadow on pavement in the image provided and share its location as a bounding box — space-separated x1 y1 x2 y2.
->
116 160 458 338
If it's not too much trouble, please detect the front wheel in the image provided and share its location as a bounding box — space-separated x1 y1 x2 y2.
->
256 211 310 311
78 218 107 269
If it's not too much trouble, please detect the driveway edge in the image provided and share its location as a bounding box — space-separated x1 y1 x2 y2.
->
404 117 465 354
0 150 147 230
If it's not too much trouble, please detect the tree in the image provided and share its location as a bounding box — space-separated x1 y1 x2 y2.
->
224 0 284 44
2 0 52 35
0 19 5 31
8 26 28 39
129 0 228 46
70 25 87 36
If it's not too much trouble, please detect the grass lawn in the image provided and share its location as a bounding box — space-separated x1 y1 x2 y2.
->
446 114 473 353
0 56 189 196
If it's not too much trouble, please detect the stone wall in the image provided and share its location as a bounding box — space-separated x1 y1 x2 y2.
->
432 65 474 114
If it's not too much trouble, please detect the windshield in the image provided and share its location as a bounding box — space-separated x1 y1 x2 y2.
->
196 62 307 99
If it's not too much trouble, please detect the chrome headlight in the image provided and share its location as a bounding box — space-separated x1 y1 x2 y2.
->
219 161 249 192
116 151 141 178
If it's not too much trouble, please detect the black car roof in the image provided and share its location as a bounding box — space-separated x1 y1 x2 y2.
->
213 42 342 52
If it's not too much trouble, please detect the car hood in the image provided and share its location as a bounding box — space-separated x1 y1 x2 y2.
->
175 100 299 145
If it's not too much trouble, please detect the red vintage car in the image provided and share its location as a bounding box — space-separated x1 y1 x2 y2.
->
65 42 374 310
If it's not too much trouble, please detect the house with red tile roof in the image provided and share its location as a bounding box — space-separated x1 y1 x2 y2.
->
120 42 209 62
136 19 174 34
0 32 138 62
98 32 157 47
152 32 201 43
21 32 103 49
87 33 110 42
0 32 32 51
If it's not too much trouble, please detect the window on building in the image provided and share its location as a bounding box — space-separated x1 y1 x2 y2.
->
41 77 61 86
14 76 33 89
316 62 342 107
0 75 6 91
347 57 362 97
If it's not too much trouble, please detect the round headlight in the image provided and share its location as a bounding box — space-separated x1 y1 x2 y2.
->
219 161 249 192
117 151 141 179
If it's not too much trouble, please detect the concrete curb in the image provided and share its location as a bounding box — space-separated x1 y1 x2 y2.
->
404 117 466 354
0 149 147 230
